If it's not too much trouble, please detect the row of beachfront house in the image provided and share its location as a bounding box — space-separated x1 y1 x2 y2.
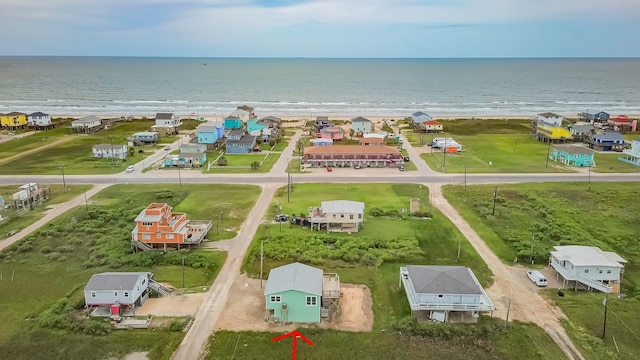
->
0 112 54 130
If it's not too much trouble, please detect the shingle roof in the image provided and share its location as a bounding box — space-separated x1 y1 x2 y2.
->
571 124 594 133
304 145 400 156
412 111 429 117
553 144 594 155
538 112 561 118
551 246 626 267
198 122 223 133
592 132 624 142
28 112 49 117
84 272 149 291
406 266 483 295
264 262 323 296
260 116 281 122
321 200 364 214
155 112 175 119
6 112 26 116
352 116 371 123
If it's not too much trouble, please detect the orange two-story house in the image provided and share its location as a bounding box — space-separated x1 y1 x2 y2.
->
131 203 211 251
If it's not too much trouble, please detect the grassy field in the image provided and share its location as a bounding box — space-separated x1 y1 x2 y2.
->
443 182 640 358
206 184 566 359
0 183 264 359
592 153 640 173
205 152 280 173
0 184 93 240
0 120 177 175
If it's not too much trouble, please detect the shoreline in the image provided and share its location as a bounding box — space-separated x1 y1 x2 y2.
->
49 114 640 122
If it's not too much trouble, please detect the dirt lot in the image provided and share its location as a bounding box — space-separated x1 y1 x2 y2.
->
136 293 206 317
214 274 373 332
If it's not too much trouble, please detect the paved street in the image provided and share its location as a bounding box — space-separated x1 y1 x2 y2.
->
1 132 638 360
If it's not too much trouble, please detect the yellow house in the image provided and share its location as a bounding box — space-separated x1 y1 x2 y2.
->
0 112 27 128
536 121 572 142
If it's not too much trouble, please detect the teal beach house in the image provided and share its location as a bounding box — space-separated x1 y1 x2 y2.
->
550 144 595 167
264 263 323 323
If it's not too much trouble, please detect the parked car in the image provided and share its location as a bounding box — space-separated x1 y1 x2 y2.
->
126 165 135 173
275 214 289 222
527 270 548 287
399 165 405 171
327 167 333 172
354 164 362 169
164 145 171 150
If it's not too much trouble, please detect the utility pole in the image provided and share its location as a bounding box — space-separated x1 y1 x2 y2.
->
279 200 282 232
110 136 115 168
443 138 446 173
457 239 461 261
492 186 498 216
260 240 264 288
513 136 518 154
530 227 535 264
60 163 66 192
177 164 182 188
83 189 89 211
182 256 185 288
505 298 512 330
429 192 432 214
464 163 467 191
545 141 551 168
602 293 609 340
287 164 291 203
588 165 592 191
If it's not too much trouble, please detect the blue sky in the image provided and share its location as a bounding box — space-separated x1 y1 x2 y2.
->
1 0 639 57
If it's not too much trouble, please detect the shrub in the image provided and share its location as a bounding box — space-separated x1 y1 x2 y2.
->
169 320 184 332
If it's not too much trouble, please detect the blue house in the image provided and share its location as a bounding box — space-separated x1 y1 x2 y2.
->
224 116 243 130
581 110 610 124
225 129 257 154
130 131 159 145
197 122 224 145
550 145 595 167
619 139 640 166
316 116 330 131
587 132 626 152
412 111 432 125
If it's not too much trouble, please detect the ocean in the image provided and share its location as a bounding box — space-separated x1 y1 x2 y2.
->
1 57 639 117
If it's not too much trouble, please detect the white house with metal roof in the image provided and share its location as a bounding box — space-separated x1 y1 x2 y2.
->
400 265 494 323
71 115 102 133
308 200 365 232
264 263 324 323
549 245 627 294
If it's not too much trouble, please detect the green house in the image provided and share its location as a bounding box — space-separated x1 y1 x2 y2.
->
264 262 323 323
550 144 595 167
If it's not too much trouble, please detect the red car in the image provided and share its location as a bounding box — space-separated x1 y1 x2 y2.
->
327 167 333 172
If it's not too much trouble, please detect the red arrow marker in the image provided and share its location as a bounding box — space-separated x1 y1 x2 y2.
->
272 330 314 360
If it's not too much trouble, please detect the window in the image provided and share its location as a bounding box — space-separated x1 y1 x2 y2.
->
358 214 362 219
332 214 336 219
599 270 603 274
114 291 118 297
350 214 354 220
584 269 589 273
166 233 174 239
157 233 162 238
270 295 281 303
142 233 150 240
438 294 444 298
142 221 152 226
124 292 129 297
306 296 317 306
91 292 96 298
341 214 344 218
607 270 612 274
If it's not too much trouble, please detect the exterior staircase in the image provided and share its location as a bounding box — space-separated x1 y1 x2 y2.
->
131 240 153 252
149 279 172 296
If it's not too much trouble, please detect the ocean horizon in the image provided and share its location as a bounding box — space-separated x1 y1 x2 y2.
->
1 57 639 118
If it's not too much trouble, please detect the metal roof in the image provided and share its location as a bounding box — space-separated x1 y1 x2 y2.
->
92 144 125 150
84 272 149 291
28 112 49 117
321 200 364 214
352 116 371 123
134 212 163 222
406 266 483 295
132 131 159 136
412 111 430 117
538 112 561 118
73 115 102 124
264 262 323 296
552 246 626 267
571 124 594 133
197 122 223 133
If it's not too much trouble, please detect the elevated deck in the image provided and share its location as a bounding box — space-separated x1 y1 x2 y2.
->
323 273 341 298
550 259 613 293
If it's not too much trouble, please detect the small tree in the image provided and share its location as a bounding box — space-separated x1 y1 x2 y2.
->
218 156 228 166
251 161 261 170
128 147 135 156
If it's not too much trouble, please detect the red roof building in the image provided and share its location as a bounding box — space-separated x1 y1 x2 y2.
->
608 115 636 132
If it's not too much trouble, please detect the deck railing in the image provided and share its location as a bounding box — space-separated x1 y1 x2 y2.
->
550 259 613 293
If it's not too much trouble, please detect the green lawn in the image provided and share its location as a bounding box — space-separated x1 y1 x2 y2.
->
0 183 262 359
205 152 280 173
592 153 640 173
0 120 173 175
420 134 575 173
0 126 70 158
0 184 93 240
207 184 565 359
443 182 640 358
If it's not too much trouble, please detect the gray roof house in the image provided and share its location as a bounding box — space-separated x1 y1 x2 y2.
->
71 115 103 133
225 129 257 154
308 200 365 232
264 262 339 323
84 272 152 308
351 116 373 135
569 124 595 138
400 265 494 323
